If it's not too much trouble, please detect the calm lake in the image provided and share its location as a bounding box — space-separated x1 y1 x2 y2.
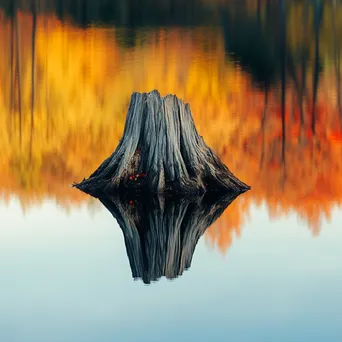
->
0 1 341 341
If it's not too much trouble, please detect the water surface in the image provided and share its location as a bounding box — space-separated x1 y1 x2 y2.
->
0 1 341 341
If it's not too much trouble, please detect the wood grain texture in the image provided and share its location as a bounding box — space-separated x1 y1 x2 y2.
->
75 90 250 195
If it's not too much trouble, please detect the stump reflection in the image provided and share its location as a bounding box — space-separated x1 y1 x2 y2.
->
99 192 241 284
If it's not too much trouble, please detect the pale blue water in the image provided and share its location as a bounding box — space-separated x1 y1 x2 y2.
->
1 1 342 340
1 200 341 342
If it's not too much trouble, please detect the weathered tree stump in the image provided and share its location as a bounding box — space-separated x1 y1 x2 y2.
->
99 192 239 284
75 90 249 196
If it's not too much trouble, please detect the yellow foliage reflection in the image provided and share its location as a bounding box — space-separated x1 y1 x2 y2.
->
0 12 341 252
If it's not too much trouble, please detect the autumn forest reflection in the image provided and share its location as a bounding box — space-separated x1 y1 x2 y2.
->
0 0 342 253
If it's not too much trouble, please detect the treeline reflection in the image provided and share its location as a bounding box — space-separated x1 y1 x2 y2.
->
0 1 341 252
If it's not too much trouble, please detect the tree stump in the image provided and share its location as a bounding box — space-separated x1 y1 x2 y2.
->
99 192 239 284
74 90 249 196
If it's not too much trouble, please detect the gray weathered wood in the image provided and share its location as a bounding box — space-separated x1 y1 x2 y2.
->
75 90 249 195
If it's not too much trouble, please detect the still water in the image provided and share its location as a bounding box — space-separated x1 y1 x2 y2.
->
0 1 342 341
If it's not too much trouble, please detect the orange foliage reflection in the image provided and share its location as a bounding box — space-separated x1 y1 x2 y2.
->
0 12 341 252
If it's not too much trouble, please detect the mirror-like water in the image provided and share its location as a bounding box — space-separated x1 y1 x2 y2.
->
0 1 341 341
